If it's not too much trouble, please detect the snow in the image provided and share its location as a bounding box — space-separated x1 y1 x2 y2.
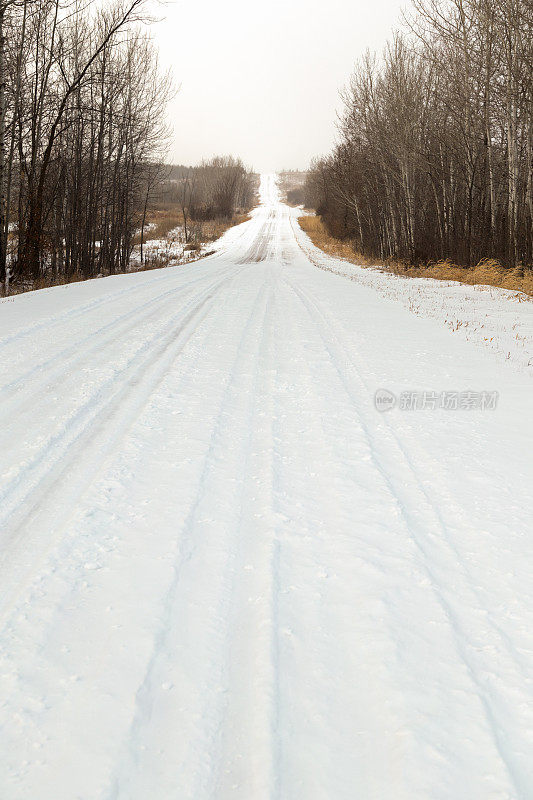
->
0 174 532 799
129 223 185 265
129 223 212 268
293 211 533 374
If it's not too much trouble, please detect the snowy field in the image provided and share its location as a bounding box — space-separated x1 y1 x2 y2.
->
0 175 532 799
129 224 214 268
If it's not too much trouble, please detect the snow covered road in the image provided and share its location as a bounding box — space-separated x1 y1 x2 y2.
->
1 175 533 799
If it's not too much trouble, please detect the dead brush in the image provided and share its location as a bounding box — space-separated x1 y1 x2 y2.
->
141 254 172 271
132 204 185 245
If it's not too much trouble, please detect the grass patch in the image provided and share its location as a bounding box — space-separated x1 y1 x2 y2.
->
133 204 183 244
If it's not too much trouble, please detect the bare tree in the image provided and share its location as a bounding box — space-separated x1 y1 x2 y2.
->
307 0 533 269
2 0 172 292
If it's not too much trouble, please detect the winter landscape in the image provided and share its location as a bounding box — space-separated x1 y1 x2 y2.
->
0 0 532 799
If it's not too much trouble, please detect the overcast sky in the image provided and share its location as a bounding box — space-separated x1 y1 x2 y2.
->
153 0 405 172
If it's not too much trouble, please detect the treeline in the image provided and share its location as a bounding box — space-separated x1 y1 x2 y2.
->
306 0 532 268
0 0 171 293
174 157 256 243
279 171 307 206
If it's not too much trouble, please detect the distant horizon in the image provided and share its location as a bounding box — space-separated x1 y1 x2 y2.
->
151 0 405 173
166 163 308 174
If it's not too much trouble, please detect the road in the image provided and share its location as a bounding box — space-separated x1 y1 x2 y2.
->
1 175 532 799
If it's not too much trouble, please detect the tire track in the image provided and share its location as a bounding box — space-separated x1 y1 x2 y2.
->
0 247 228 354
283 271 529 796
0 263 243 438
0 265 249 623
107 280 271 800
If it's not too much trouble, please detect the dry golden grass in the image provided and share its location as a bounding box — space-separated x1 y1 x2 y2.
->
135 207 252 246
299 216 375 264
299 215 533 296
133 204 183 244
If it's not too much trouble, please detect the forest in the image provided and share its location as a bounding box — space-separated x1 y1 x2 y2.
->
0 0 255 295
0 0 174 292
305 0 533 270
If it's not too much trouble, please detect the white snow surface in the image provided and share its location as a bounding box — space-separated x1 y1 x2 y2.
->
293 212 533 374
0 174 532 799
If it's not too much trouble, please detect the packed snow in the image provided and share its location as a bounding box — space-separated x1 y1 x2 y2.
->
0 175 532 799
